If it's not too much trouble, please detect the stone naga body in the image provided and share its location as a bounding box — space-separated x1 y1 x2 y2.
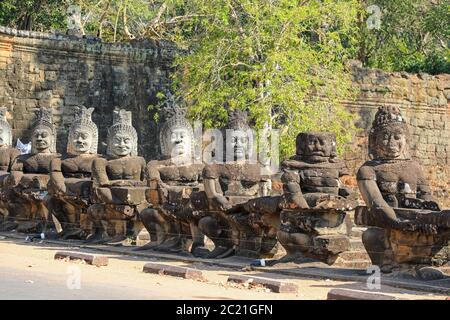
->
47 106 99 239
87 108 147 243
356 106 449 276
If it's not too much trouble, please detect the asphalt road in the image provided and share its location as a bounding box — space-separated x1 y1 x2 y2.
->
0 266 175 300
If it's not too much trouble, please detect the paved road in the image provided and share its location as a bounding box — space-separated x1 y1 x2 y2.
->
0 266 176 300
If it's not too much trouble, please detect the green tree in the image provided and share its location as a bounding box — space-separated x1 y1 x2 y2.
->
152 0 360 159
0 0 70 31
358 0 449 74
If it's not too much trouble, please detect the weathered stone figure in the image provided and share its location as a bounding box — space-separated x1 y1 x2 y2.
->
276 132 357 264
87 108 147 243
5 107 60 233
0 107 21 225
47 106 99 239
138 96 206 253
356 106 449 275
196 110 274 258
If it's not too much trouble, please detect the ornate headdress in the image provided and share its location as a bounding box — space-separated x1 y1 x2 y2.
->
31 107 56 153
368 106 410 159
0 107 12 147
107 108 138 157
225 109 251 131
159 92 193 158
67 106 98 154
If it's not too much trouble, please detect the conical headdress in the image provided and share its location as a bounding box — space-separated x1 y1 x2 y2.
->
67 106 98 154
31 107 56 153
107 108 138 157
159 92 193 157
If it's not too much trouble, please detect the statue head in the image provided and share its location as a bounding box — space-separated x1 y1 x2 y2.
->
107 108 138 158
369 106 410 160
224 109 251 162
159 93 193 160
295 132 337 163
31 107 56 154
67 106 98 155
0 107 12 148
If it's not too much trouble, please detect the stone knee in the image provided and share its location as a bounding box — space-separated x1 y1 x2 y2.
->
87 204 105 227
362 227 389 266
198 216 221 240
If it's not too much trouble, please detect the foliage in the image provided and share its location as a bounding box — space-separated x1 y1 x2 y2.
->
358 0 449 74
0 0 70 31
155 0 360 159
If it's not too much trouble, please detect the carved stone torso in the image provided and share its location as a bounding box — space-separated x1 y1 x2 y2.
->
106 156 146 182
61 154 97 178
20 153 60 174
283 157 347 195
204 162 266 205
156 161 204 187
357 159 432 207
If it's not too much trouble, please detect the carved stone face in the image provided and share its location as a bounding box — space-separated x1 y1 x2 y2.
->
32 127 53 153
297 132 336 163
230 129 249 161
169 127 191 158
111 133 133 157
0 127 9 148
373 127 407 160
71 128 93 154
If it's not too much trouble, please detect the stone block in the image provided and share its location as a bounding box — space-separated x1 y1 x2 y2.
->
327 289 399 300
142 263 204 281
54 251 109 266
227 275 298 293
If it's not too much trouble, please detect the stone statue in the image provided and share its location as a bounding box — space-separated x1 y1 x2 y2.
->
47 106 99 239
356 106 449 276
137 94 206 253
276 132 358 265
0 107 21 226
196 109 275 258
87 108 147 243
4 107 60 233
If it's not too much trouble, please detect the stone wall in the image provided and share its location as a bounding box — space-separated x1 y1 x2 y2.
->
0 26 176 158
343 61 449 207
0 27 448 206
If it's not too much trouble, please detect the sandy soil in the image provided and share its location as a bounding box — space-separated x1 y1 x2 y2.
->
0 237 447 300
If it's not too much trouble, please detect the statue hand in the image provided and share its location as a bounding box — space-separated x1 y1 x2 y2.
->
419 224 438 235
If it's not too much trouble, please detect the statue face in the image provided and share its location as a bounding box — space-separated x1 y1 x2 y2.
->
111 133 133 157
374 128 407 159
230 129 249 161
0 127 8 148
32 128 52 153
72 128 93 154
169 127 191 158
299 133 335 162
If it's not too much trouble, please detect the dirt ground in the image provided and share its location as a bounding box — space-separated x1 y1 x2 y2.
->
0 237 447 300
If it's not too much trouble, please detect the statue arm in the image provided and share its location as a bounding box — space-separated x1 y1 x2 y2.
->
281 170 309 209
92 158 109 187
8 148 21 171
204 177 231 210
415 165 434 201
7 157 23 186
357 179 408 229
50 158 66 193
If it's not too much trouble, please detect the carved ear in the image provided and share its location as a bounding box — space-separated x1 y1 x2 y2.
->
87 107 94 115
